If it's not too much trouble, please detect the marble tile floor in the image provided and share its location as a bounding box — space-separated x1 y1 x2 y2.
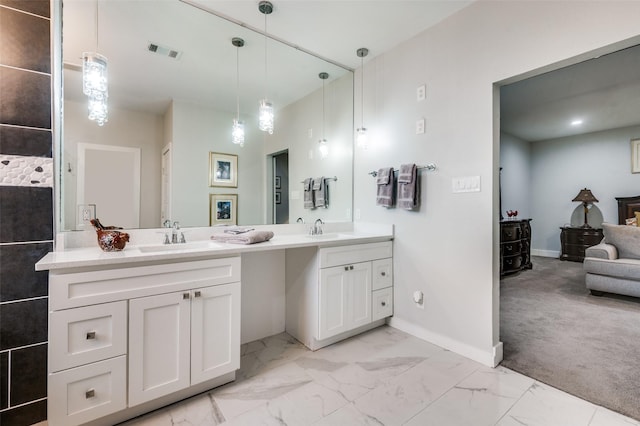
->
111 326 637 425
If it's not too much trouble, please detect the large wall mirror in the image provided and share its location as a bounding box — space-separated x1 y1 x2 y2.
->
58 0 354 232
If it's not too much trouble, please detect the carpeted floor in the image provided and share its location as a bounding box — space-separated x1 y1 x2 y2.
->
500 256 640 421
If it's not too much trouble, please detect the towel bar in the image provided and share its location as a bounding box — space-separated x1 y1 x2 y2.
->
368 163 436 177
300 176 338 184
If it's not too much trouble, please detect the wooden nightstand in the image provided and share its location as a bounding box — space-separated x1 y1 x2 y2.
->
560 226 604 262
500 219 532 275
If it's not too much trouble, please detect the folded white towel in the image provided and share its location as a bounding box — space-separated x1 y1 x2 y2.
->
211 230 274 245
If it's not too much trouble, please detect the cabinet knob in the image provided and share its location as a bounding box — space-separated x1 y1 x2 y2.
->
194 291 202 298
86 331 96 340
85 389 95 399
344 266 349 271
349 265 354 270
381 271 386 276
381 301 386 307
183 293 190 300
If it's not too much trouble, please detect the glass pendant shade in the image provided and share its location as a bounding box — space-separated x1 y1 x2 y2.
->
259 99 274 134
232 119 245 147
356 127 368 149
318 139 329 159
82 52 108 126
88 93 108 126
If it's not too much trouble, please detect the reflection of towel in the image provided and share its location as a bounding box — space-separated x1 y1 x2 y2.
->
224 227 255 235
303 178 314 209
313 177 327 208
376 167 395 207
211 230 274 244
397 163 417 209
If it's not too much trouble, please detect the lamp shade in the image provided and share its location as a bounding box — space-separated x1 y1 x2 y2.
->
572 188 598 203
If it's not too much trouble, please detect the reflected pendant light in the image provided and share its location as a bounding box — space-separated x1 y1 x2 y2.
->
232 37 245 147
318 72 329 159
356 47 369 148
83 0 108 126
258 1 274 134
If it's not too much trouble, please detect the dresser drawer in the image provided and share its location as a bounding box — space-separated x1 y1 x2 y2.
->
319 241 392 268
502 255 522 272
48 356 127 426
372 287 393 321
564 231 603 245
501 224 521 242
50 301 127 372
501 241 522 256
372 258 392 291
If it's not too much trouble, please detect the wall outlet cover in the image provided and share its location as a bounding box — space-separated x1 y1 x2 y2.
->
416 118 425 134
417 84 426 101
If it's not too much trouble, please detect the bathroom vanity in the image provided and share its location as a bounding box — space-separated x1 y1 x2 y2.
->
37 224 393 426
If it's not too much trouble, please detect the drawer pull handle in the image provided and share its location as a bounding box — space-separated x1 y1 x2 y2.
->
86 331 96 340
381 271 386 276
344 266 349 271
85 389 95 399
381 301 386 307
349 265 354 270
183 293 190 300
194 291 202 298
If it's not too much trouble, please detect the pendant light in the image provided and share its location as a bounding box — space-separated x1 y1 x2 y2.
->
82 0 108 126
318 72 329 159
231 37 245 147
356 47 369 148
258 1 274 134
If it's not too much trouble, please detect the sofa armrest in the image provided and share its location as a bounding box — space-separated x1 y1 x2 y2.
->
585 243 618 260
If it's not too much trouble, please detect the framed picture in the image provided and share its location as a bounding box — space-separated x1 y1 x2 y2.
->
275 176 281 189
209 152 238 187
275 192 281 204
632 139 640 173
210 194 238 225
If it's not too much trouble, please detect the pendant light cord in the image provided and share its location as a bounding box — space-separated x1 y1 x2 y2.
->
236 45 240 120
360 55 364 129
322 78 326 139
95 0 99 51
263 10 268 99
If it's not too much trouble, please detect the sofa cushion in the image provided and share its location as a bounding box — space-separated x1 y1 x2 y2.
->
603 223 640 260
584 257 640 281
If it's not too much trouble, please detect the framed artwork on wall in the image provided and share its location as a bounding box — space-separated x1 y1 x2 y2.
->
275 192 281 204
275 176 281 189
632 138 640 173
210 194 238 225
209 152 238 187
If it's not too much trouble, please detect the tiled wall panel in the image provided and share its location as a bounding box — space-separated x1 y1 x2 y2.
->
0 1 52 423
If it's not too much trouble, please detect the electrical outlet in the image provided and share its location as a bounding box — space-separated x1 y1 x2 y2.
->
413 290 425 309
416 118 425 134
417 84 426 101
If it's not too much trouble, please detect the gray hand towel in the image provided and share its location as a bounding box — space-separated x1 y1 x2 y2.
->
303 177 314 209
313 177 327 208
397 163 417 209
211 230 274 245
376 167 395 207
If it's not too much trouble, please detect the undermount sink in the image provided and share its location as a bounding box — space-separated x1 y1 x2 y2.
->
137 241 220 253
305 233 350 240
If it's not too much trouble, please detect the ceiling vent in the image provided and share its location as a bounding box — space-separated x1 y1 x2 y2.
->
147 43 182 60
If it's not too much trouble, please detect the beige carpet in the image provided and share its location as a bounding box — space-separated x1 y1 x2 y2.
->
500 256 640 421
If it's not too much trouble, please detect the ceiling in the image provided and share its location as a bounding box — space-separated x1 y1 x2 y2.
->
501 43 640 142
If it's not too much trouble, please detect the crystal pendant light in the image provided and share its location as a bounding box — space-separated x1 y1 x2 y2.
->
356 48 369 148
82 1 108 126
318 72 329 159
232 37 245 147
258 1 274 134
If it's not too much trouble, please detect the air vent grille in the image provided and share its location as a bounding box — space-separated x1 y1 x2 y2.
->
147 43 182 60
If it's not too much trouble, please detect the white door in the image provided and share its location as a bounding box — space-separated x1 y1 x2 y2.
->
129 291 190 406
349 262 372 329
191 283 241 385
318 266 349 340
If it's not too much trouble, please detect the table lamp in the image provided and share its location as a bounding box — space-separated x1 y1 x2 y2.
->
572 188 598 228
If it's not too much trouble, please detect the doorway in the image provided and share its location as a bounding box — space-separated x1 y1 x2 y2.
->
271 150 289 224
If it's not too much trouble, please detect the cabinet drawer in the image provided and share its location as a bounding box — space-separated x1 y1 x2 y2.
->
50 257 241 310
319 241 392 268
372 258 392 291
502 255 522 272
372 287 393 321
50 301 127 372
501 224 520 242
48 356 126 426
501 241 522 256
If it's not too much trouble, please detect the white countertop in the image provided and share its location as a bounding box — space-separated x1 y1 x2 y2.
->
36 223 393 271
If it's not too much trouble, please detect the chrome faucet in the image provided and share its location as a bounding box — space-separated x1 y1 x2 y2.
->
172 221 186 243
310 219 324 235
296 217 305 224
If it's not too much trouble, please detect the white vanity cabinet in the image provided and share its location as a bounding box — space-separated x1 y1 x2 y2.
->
47 257 240 426
286 241 393 350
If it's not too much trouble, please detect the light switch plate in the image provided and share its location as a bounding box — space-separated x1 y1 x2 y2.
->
416 118 425 134
417 84 426 101
452 176 481 193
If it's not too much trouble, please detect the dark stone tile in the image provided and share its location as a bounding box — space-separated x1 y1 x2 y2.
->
0 298 47 350
0 398 47 425
0 242 51 302
0 67 51 129
10 344 47 406
0 0 50 18
0 6 51 73
0 187 53 243
0 125 52 157
0 351 7 410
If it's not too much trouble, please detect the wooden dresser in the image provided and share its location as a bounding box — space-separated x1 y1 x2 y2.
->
500 219 533 276
560 226 604 262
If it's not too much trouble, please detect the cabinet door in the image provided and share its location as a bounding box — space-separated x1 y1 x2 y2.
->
349 262 372 329
129 291 191 406
318 266 349 340
191 282 241 385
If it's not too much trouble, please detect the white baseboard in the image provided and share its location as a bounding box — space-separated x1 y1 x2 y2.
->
531 249 560 258
388 317 502 367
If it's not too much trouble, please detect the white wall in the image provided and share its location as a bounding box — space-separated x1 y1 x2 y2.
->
63 99 164 229
531 124 640 254
170 101 265 227
352 0 640 365
500 132 531 220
